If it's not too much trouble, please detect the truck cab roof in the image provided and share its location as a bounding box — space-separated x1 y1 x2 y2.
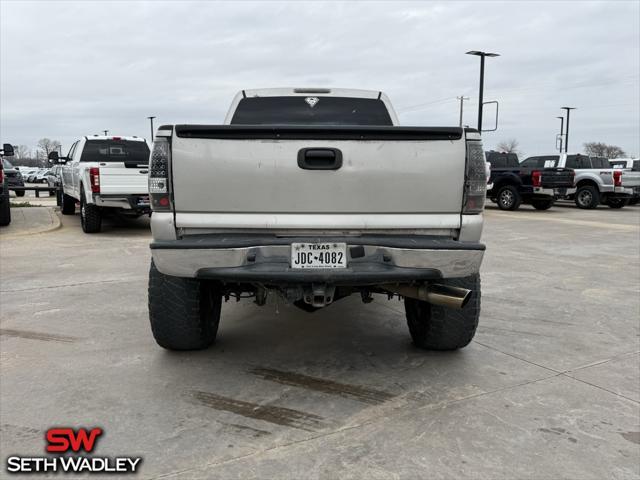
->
83 135 146 142
224 88 399 125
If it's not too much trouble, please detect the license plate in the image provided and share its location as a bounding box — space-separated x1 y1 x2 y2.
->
291 243 347 269
137 195 150 206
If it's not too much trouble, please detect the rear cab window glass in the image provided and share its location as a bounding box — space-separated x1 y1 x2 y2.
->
566 155 591 169
230 96 393 125
486 152 519 168
81 140 150 164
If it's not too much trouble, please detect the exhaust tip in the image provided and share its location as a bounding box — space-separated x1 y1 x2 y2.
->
459 290 472 309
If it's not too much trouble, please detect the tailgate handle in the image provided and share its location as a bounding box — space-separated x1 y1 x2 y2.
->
298 148 342 170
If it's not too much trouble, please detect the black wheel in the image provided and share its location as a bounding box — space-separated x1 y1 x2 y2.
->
80 190 102 233
0 198 10 226
496 185 521 211
148 260 222 350
629 198 638 206
574 185 599 209
606 198 629 209
404 274 481 351
15 190 25 197
62 193 75 215
531 198 554 210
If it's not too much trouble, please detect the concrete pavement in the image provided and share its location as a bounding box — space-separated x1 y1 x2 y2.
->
0 207 60 238
0 206 638 479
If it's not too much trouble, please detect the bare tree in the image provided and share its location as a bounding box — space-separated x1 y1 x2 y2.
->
496 139 522 157
583 142 626 159
37 138 61 159
13 145 32 161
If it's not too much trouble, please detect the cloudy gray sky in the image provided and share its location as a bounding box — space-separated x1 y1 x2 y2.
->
1 0 639 157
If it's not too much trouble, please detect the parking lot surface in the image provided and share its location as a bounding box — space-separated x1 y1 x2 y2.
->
1 204 639 479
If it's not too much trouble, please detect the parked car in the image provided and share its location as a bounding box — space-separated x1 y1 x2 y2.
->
22 168 38 183
34 169 50 184
486 151 575 210
522 154 640 209
1 158 25 197
45 166 62 197
51 135 151 233
147 87 486 352
1 143 15 226
609 158 640 205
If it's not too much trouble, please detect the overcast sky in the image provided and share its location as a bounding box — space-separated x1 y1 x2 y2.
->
1 0 639 157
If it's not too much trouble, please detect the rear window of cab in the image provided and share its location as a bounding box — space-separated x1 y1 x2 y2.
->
81 140 150 163
230 96 393 126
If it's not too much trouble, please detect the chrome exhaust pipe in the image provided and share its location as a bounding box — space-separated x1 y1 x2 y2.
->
383 283 472 309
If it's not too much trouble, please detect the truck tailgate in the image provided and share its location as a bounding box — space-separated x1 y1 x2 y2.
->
170 126 466 229
541 168 574 188
621 170 640 188
99 164 149 195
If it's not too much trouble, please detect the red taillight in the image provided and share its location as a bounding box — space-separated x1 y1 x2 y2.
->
0 168 4 184
89 167 100 193
532 170 542 187
613 170 622 187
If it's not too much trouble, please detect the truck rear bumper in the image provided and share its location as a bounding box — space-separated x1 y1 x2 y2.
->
94 194 150 212
613 187 635 197
150 235 485 283
534 187 576 197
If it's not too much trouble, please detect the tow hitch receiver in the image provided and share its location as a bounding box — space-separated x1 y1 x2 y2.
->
304 284 336 307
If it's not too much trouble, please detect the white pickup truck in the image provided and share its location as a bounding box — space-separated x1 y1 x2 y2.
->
147 88 487 352
49 136 151 233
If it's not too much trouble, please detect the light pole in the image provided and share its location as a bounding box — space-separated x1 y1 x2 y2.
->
556 116 564 152
147 116 156 141
561 107 576 153
103 130 109 136
457 96 469 127
466 50 500 132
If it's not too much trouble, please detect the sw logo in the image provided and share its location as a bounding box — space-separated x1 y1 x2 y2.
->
5 427 142 474
46 427 103 453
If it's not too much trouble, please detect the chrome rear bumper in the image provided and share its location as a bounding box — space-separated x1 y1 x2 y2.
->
150 235 484 283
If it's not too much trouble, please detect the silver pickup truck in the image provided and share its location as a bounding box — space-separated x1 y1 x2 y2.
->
147 88 487 352
522 154 640 208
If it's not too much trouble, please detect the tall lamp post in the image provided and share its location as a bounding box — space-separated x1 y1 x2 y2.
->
147 116 156 142
561 107 576 153
465 50 500 132
556 116 564 152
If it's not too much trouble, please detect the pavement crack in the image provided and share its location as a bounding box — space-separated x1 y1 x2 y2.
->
561 373 639 405
474 341 561 374
1 277 143 293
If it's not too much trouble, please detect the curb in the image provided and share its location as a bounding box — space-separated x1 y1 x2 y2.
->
0 207 62 239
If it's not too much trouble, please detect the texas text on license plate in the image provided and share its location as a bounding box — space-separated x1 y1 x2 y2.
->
291 243 347 269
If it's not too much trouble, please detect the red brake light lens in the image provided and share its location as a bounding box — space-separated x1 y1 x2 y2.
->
532 170 542 187
89 167 100 193
613 170 622 187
